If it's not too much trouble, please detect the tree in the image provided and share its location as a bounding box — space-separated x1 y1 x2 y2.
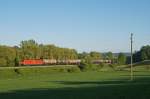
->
84 55 92 64
141 45 150 61
90 51 101 60
78 52 88 59
105 52 113 59
20 39 39 59
0 58 7 67
14 57 20 66
118 53 126 65
0 45 16 66
133 51 141 62
133 45 150 62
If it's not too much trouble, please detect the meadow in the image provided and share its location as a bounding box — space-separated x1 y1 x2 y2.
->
0 66 150 99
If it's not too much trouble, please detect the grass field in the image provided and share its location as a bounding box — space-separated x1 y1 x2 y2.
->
0 68 150 99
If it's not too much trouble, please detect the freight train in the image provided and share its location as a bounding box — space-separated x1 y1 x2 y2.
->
20 59 112 66
20 59 81 66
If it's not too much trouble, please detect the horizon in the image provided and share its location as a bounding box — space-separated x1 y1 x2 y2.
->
0 0 150 53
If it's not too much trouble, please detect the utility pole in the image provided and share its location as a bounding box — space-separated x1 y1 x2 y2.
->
130 33 133 81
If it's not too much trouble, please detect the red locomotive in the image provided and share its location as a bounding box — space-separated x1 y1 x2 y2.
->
20 59 44 65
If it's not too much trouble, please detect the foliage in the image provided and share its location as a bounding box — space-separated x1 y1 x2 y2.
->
78 51 102 65
78 61 90 71
0 40 78 67
105 52 113 59
78 61 103 71
90 51 101 60
0 45 16 66
133 45 150 62
67 67 81 73
117 53 126 65
0 58 7 67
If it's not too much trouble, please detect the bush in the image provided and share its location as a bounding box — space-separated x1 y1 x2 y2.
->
78 62 91 71
78 61 104 71
67 67 81 73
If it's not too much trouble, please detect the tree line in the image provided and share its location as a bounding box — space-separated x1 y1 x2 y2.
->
0 40 78 67
0 39 149 67
133 45 150 62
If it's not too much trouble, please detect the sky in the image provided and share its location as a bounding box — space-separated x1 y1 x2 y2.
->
0 0 150 53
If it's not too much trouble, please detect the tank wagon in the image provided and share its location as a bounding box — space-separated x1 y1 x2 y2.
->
92 60 112 64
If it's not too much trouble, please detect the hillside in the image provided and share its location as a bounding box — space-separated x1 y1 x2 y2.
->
118 60 150 71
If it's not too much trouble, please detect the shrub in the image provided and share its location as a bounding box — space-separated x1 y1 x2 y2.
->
78 62 91 71
78 61 103 71
67 67 81 73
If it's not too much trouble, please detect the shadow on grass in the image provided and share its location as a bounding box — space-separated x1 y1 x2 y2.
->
0 78 150 99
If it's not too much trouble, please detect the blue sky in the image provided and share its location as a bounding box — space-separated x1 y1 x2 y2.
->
0 0 150 52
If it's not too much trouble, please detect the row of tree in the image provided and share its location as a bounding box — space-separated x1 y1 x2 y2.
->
0 40 78 66
19 40 78 60
0 45 16 66
0 39 149 67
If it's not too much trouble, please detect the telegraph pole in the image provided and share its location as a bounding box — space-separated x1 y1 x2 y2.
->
130 33 133 81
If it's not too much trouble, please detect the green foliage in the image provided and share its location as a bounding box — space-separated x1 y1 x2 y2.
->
141 45 150 60
0 45 16 67
133 45 150 62
90 51 101 60
78 52 88 59
19 40 78 60
14 57 20 66
78 61 103 71
78 61 90 71
20 40 40 59
118 53 126 65
84 55 92 64
78 51 101 61
67 67 81 73
0 58 7 67
98 62 105 67
105 52 113 59
0 40 79 67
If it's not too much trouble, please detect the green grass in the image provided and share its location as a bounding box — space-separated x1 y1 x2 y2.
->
0 65 80 79
0 69 150 99
117 60 150 71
